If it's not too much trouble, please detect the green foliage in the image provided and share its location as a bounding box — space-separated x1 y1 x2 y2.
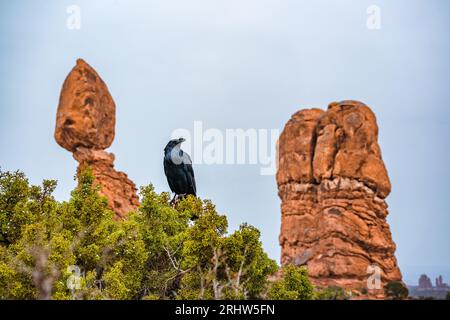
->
446 292 450 300
315 286 351 300
384 281 409 300
0 168 283 300
178 222 278 300
266 264 314 300
0 168 147 300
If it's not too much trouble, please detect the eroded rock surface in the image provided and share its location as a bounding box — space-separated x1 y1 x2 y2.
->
55 59 139 218
55 59 115 152
277 100 402 296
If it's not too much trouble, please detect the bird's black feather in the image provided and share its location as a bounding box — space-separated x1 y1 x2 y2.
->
163 139 197 197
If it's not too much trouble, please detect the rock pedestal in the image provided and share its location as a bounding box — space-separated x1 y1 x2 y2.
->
277 100 402 296
55 59 139 218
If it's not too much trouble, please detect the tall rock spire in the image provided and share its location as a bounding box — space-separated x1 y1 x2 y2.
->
55 59 139 218
277 100 402 297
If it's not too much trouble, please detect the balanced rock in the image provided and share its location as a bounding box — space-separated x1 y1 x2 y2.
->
55 59 115 152
277 100 402 296
55 59 139 218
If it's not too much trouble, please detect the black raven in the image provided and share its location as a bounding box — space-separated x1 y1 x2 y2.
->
163 138 196 203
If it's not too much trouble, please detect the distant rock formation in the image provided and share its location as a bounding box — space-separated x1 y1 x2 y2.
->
435 275 448 289
55 59 139 218
409 274 449 299
276 100 402 296
418 274 433 289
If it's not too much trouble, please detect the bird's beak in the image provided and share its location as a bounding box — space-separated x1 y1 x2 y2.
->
178 137 186 143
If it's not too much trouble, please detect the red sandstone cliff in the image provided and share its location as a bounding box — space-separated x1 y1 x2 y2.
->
277 100 402 296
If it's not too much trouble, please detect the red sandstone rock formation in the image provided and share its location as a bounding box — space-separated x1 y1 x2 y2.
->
55 59 139 218
419 274 433 289
435 275 447 288
277 100 402 296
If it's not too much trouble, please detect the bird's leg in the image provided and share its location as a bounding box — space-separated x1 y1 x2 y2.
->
170 194 177 207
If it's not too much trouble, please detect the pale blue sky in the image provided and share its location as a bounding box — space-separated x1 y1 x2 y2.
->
1 0 449 285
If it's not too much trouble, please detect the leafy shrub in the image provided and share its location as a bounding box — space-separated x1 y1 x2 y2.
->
384 281 409 300
315 286 351 300
266 264 314 300
0 168 283 300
